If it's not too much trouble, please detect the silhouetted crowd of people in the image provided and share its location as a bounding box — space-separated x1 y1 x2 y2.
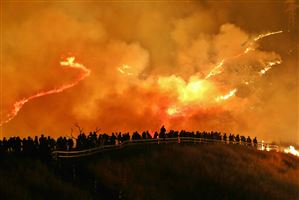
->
0 126 258 159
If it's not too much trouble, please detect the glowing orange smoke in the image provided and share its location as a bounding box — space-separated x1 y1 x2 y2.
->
1 31 283 126
0 57 91 126
158 31 283 117
167 106 180 116
206 31 283 80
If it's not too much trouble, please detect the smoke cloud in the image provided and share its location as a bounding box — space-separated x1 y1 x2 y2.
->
2 1 298 144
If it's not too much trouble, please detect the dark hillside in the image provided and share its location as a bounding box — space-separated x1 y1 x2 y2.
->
0 143 298 200
89 144 299 200
0 156 91 200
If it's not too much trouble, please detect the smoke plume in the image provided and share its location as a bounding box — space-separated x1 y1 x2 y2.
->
2 1 298 144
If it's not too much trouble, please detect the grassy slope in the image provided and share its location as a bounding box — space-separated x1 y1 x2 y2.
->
0 156 91 200
89 144 299 200
0 143 298 200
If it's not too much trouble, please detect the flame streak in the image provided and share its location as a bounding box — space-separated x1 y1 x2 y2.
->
259 59 282 75
1 57 90 126
259 143 298 157
253 30 283 42
215 88 237 102
284 146 299 157
205 30 283 80
205 60 224 79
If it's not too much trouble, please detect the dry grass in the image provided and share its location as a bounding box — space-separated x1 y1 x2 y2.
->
0 156 90 200
89 143 299 200
0 143 298 200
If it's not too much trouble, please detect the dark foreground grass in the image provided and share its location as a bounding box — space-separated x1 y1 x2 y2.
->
0 143 299 200
89 144 299 200
0 156 91 200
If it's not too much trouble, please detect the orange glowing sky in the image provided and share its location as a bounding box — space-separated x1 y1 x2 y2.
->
1 1 298 144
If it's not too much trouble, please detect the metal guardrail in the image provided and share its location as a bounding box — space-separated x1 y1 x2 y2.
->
52 137 279 159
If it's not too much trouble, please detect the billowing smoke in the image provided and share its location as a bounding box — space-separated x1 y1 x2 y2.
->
2 1 298 144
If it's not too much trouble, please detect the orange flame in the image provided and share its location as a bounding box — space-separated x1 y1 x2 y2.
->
206 31 283 80
215 88 237 102
259 59 282 75
284 146 299 157
161 31 283 117
253 30 283 42
117 64 133 76
1 57 91 126
205 59 224 79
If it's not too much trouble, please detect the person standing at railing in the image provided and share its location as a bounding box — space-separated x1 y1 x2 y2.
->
179 130 184 138
121 133 130 142
117 132 122 145
253 137 258 149
67 138 74 150
132 131 141 140
110 133 116 145
167 130 173 138
246 136 252 146
241 136 246 145
160 126 166 136
159 126 166 140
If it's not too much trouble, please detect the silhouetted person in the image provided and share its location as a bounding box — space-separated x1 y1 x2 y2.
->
26 137 34 156
117 132 122 144
67 138 74 150
246 136 252 146
253 137 258 148
2 137 8 154
132 132 141 140
110 133 116 145
0 128 261 162
15 137 22 154
0 139 4 155
159 126 166 139
122 133 130 142
241 136 246 145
